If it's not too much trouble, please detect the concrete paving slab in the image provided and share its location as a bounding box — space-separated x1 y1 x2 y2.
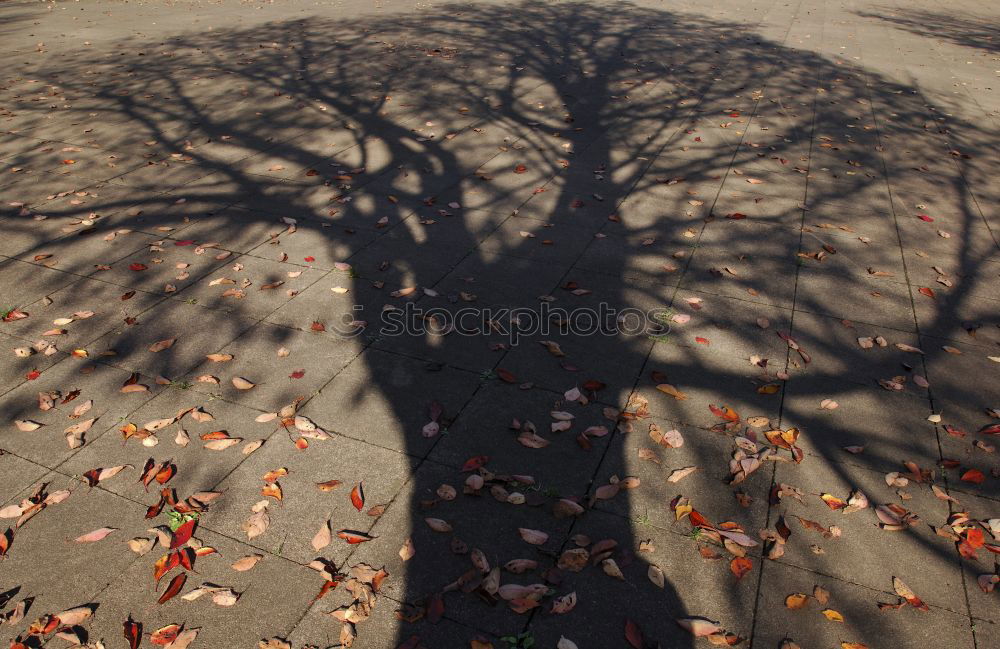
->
296 348 481 458
0 357 165 468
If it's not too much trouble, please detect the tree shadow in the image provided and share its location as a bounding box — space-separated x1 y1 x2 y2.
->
855 7 999 53
1 1 998 648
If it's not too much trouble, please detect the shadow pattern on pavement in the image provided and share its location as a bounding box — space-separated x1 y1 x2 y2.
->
1 1 999 648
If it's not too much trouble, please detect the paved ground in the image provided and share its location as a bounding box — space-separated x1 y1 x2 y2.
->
0 0 998 647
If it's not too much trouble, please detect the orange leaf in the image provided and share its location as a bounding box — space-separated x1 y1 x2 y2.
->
961 468 985 484
150 624 182 646
820 493 848 510
169 519 196 549
153 550 180 582
730 557 752 580
709 404 740 422
785 592 809 609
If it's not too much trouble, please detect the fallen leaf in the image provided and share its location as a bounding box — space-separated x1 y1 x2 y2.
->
74 527 117 543
821 609 844 622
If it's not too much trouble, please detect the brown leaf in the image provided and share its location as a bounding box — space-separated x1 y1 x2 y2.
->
648 564 665 588
74 527 117 543
656 383 688 400
311 520 331 551
518 528 548 545
667 466 700 483
399 538 416 561
231 554 263 571
148 338 176 353
425 518 453 533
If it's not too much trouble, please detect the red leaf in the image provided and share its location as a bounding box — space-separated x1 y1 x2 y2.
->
155 463 176 485
304 256 315 262
350 482 365 512
695 337 710 345
174 240 195 246
625 618 644 649
157 573 186 604
25 369 40 381
944 425 966 438
129 263 148 272
310 321 326 332
169 519 197 550
917 214 934 222
918 287 935 299
337 530 375 544
726 213 747 220
513 164 527 174
496 369 517 383
289 369 305 379
313 579 339 602
461 455 489 472
426 593 445 623
689 510 710 528
978 424 1000 436
178 547 196 571
123 617 142 649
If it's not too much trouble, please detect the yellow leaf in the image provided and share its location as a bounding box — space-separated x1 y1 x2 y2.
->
822 609 844 622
